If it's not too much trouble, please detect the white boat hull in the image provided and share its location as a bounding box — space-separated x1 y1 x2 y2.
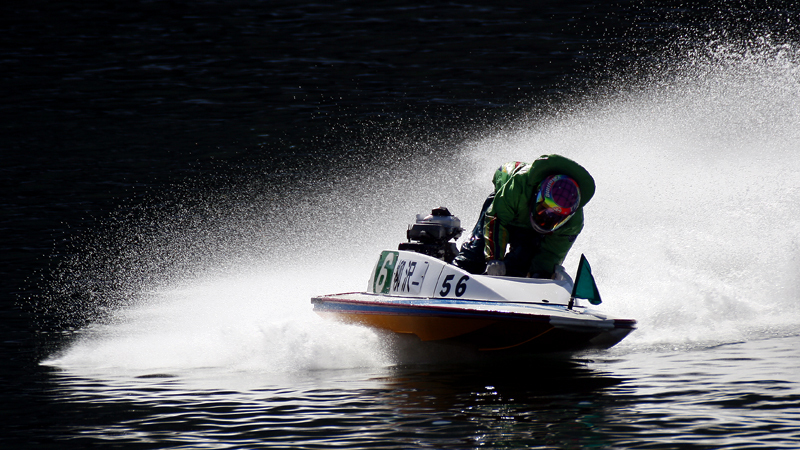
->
312 251 636 354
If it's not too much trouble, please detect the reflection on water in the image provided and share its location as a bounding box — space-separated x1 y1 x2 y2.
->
45 356 624 449
375 359 624 448
41 335 800 449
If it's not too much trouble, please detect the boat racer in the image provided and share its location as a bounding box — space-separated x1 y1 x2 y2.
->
453 154 595 278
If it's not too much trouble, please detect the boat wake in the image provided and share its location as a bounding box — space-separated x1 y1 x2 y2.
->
43 265 392 378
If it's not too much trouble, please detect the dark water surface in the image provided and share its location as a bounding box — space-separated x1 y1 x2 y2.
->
16 336 800 449
3 1 800 448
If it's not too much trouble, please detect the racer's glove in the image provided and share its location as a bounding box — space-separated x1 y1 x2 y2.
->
553 264 573 283
485 260 506 276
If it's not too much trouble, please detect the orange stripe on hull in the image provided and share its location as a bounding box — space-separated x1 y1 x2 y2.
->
317 312 496 341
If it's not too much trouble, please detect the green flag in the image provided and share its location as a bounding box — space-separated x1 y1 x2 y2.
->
571 254 602 305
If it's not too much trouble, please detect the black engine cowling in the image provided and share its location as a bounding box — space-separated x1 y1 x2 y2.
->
398 207 463 263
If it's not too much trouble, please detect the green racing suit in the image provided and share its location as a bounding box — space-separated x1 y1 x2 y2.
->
454 154 595 277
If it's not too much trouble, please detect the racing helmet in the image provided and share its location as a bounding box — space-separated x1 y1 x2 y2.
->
530 174 581 233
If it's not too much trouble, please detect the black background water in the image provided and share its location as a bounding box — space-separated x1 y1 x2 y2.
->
3 1 800 448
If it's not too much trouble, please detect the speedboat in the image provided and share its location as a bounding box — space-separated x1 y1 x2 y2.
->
312 208 636 355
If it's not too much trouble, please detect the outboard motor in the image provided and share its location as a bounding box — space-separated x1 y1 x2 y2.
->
398 207 463 263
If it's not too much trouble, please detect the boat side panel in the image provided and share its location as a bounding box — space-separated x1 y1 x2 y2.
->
368 251 447 297
432 264 505 301
366 250 574 306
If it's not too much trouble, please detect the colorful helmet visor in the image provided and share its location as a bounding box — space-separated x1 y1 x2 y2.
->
530 175 581 233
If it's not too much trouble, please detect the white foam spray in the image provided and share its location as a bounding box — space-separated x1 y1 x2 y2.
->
46 37 800 377
465 38 800 349
45 263 391 377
